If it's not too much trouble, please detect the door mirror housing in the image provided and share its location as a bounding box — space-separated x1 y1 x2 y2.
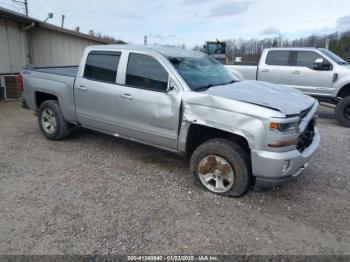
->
313 58 332 71
167 79 179 93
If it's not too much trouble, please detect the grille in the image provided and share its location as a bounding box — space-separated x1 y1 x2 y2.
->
296 119 315 153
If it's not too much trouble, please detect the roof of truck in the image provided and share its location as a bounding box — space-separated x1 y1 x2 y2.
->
265 47 323 51
89 44 204 57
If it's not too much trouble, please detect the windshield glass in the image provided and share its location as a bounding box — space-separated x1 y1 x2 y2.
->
207 43 226 55
168 55 237 91
319 48 348 65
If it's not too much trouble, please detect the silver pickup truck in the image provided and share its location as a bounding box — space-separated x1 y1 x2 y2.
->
20 45 320 197
226 47 350 127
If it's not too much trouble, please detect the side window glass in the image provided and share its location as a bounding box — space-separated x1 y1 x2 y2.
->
296 51 327 70
265 51 290 66
84 52 121 83
126 53 168 92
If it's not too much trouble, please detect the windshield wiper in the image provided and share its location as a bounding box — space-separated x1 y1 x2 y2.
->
194 80 236 92
224 80 236 85
194 84 216 92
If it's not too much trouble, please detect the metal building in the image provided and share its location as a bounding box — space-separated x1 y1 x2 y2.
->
0 6 111 99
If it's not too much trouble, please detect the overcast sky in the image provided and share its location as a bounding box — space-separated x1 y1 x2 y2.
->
1 0 350 47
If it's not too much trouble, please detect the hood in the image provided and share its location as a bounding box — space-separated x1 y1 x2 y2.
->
203 80 315 116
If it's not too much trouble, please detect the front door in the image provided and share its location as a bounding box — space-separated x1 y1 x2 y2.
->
289 51 334 96
117 52 182 150
74 51 121 134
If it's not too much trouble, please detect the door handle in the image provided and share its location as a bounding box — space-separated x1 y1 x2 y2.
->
292 70 301 74
261 68 269 73
120 94 133 100
77 85 88 91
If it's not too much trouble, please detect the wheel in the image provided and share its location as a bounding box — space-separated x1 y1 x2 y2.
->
38 100 70 140
335 96 350 127
190 138 252 197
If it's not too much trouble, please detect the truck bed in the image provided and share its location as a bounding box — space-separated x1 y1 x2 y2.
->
22 65 78 123
27 66 79 77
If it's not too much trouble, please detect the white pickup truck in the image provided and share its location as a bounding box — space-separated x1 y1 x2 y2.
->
226 48 350 127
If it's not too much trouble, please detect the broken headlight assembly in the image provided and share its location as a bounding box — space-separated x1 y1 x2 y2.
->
269 120 299 134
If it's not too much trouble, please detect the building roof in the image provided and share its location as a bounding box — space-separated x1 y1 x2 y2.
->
0 6 112 44
89 44 204 57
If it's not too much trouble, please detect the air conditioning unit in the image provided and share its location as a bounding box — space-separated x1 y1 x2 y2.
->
0 75 21 100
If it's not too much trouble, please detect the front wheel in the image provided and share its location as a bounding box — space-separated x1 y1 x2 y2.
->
38 100 70 140
190 138 252 197
335 96 350 127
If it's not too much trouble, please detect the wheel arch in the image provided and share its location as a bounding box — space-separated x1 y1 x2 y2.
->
183 123 251 156
337 83 350 98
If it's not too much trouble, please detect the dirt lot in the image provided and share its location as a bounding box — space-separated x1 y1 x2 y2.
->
0 101 349 255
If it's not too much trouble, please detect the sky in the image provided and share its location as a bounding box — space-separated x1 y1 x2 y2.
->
1 0 350 47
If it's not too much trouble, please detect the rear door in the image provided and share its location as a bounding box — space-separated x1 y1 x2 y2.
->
289 51 334 95
258 50 292 85
116 52 182 150
74 51 121 134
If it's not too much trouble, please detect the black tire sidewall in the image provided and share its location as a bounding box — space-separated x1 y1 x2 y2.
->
190 139 252 197
38 100 69 140
335 96 350 127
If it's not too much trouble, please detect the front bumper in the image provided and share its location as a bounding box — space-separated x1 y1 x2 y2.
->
251 128 320 189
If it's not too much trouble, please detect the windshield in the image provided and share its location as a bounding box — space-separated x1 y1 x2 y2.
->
168 55 237 91
207 43 226 55
319 48 348 65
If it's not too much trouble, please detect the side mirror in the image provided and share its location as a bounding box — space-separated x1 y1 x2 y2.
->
167 79 179 93
313 58 331 70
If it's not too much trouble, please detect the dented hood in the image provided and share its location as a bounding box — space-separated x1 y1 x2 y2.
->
203 80 315 116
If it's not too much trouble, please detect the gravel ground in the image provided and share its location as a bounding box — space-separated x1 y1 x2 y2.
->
0 101 349 255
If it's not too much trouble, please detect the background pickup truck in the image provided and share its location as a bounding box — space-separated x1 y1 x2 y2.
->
226 47 350 127
20 45 320 197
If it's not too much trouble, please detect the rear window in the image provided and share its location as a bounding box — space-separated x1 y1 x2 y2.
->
265 51 290 66
84 51 121 83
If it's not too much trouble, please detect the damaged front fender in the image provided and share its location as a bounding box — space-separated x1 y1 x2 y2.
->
177 92 278 154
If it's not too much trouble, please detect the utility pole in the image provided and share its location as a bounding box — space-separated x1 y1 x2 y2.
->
24 0 28 16
325 38 330 50
12 0 28 16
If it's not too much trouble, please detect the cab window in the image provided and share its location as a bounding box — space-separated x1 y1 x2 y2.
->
295 51 327 70
84 51 121 83
126 53 168 92
265 51 291 66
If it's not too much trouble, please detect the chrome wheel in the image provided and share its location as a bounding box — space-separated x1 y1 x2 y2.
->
41 108 57 134
198 155 235 193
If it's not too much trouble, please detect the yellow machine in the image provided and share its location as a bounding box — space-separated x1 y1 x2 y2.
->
205 40 228 64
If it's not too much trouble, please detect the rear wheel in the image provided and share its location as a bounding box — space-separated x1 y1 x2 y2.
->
335 96 350 127
38 100 70 140
190 138 252 197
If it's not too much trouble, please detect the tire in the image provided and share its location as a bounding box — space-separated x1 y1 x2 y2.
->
190 138 252 197
37 100 70 140
335 96 350 127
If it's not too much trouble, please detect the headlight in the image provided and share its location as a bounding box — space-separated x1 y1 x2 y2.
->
270 120 299 134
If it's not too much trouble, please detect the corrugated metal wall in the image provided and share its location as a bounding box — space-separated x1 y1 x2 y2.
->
0 18 28 74
32 27 99 66
0 18 102 74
